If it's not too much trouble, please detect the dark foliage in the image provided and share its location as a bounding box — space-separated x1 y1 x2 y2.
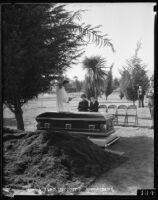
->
104 64 113 100
119 41 149 103
3 4 114 130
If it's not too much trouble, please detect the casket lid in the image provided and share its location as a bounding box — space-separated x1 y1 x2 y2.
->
36 112 114 122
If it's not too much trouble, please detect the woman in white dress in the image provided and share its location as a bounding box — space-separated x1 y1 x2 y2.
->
56 80 73 112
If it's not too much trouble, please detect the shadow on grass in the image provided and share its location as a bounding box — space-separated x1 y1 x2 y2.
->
92 135 154 194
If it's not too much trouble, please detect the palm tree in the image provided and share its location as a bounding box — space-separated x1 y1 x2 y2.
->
83 56 109 99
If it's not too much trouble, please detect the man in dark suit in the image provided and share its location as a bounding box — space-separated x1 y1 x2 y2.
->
89 96 99 112
137 85 145 107
78 94 89 112
146 76 154 128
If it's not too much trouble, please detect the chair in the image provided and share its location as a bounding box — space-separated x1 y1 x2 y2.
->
126 105 138 126
107 105 118 124
98 105 108 113
116 105 128 126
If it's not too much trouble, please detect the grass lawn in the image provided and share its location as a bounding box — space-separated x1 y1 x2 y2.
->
79 127 154 195
3 91 154 195
3 91 152 130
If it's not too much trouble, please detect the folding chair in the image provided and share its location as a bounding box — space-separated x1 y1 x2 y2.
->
107 105 118 124
126 105 138 126
98 105 108 113
116 105 128 126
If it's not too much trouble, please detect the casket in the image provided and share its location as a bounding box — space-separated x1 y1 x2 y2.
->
36 112 115 136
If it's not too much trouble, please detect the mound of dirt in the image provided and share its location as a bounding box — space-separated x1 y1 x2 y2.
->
3 127 126 195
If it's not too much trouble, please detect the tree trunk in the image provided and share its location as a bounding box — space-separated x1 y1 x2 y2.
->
94 84 97 99
14 107 25 130
106 95 108 100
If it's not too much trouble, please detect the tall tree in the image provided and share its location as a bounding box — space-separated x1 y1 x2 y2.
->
120 41 149 104
3 3 114 130
119 70 131 97
113 77 120 90
126 85 138 105
73 76 82 92
82 56 108 99
104 64 113 100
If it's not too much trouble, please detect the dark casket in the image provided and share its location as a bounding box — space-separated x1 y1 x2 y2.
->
36 112 115 137
36 112 120 147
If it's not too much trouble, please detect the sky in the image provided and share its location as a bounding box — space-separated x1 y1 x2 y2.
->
64 3 155 80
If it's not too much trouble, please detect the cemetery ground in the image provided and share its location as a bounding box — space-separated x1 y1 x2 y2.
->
3 91 154 195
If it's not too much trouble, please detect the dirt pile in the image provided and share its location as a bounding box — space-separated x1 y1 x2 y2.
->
3 127 126 194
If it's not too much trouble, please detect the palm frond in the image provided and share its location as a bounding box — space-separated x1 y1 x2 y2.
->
65 12 115 52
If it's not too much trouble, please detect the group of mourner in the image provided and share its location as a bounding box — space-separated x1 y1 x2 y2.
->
56 77 154 128
56 80 99 113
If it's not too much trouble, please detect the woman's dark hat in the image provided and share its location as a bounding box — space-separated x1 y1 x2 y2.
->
81 94 86 98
